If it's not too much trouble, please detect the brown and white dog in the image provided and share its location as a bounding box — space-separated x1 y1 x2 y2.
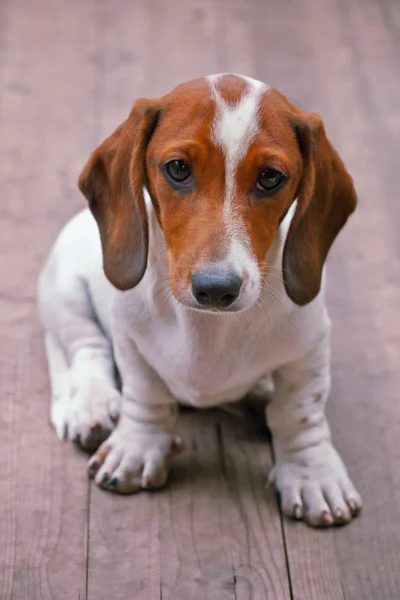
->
38 74 361 527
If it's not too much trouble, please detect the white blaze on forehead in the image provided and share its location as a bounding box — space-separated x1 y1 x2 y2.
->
207 74 269 217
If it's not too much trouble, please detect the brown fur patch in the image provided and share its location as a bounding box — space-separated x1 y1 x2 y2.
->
213 73 249 105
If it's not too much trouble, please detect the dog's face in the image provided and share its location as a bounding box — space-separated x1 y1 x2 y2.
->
79 74 357 311
145 76 302 312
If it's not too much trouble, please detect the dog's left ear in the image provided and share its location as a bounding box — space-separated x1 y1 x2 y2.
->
283 110 357 305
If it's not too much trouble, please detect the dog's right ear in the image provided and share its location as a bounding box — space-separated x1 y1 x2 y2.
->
78 99 161 290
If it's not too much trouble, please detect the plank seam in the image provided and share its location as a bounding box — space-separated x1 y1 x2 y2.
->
270 445 294 600
85 480 92 600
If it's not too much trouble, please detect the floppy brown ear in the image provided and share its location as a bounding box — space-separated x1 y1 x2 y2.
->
283 112 357 305
78 99 160 290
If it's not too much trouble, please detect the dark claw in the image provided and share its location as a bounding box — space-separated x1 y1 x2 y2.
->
347 499 361 516
101 472 109 484
320 510 334 526
108 477 118 487
143 476 152 488
333 510 348 526
292 503 302 520
88 460 99 477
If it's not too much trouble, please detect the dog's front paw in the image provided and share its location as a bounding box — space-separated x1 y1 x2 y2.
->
87 421 184 493
269 443 362 527
67 380 121 450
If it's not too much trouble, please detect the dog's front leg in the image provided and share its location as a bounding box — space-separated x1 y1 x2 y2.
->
267 329 362 527
88 332 183 494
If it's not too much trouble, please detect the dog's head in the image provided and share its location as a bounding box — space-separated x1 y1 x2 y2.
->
79 74 357 312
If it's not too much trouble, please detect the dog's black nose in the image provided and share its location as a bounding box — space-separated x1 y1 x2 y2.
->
191 267 242 309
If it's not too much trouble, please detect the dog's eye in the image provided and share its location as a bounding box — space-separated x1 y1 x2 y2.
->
256 168 285 192
165 159 191 183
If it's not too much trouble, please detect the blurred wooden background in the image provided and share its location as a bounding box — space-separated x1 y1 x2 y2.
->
1 0 400 598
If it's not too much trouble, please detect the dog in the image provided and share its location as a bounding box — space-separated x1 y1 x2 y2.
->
38 73 361 527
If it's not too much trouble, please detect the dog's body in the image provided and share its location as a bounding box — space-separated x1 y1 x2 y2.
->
40 203 328 408
38 74 361 527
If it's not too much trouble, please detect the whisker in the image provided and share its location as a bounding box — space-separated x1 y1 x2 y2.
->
255 294 272 327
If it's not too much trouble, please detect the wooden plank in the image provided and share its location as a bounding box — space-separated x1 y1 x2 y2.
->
0 0 101 597
249 0 326 110
0 0 99 298
276 0 400 598
0 328 89 600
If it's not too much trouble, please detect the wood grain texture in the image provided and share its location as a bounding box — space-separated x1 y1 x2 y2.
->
0 330 89 600
0 0 96 598
87 410 290 600
1 0 400 598
275 0 400 598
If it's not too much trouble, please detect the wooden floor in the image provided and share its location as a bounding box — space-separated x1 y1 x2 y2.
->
1 0 400 598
